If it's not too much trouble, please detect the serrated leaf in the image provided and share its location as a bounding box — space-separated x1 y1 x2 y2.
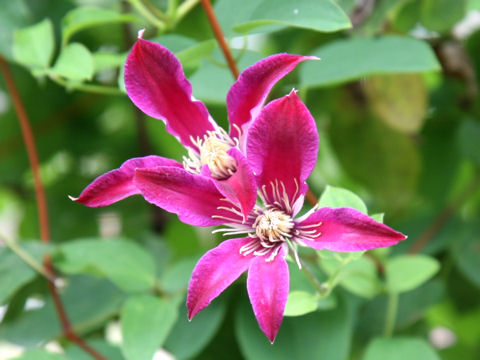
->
300 36 440 88
318 185 368 213
55 238 156 292
364 74 427 134
121 294 180 360
51 43 94 81
385 255 440 293
232 0 351 34
363 337 440 360
13 19 55 69
62 6 141 46
284 291 319 316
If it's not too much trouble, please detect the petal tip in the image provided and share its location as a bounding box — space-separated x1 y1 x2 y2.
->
68 195 77 202
137 28 145 39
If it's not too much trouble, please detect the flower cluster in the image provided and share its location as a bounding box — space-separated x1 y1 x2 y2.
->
73 31 406 342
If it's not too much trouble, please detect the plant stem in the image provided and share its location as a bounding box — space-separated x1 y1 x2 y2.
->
299 258 327 296
384 292 399 337
128 0 166 30
176 0 201 23
141 0 170 22
50 76 124 96
200 0 239 79
0 55 106 360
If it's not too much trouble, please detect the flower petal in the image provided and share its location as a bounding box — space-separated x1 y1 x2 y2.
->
71 156 181 207
213 148 257 221
134 166 243 226
247 91 318 206
125 37 215 149
227 54 317 140
298 207 407 251
247 246 289 343
187 238 254 319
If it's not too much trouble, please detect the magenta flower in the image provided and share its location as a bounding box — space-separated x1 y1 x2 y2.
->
185 91 407 343
71 31 314 221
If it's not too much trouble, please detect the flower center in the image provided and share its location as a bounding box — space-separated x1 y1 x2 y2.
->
183 130 237 179
253 209 294 243
199 135 237 179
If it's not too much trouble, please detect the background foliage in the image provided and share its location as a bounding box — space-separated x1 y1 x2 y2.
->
1 0 480 359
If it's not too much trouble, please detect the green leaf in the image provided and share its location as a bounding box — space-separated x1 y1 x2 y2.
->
92 52 127 73
158 255 199 294
452 224 480 288
421 0 466 33
62 6 141 46
55 238 156 292
13 19 55 69
322 257 381 298
300 36 440 88
365 74 428 134
0 0 31 59
121 294 180 360
284 291 319 316
457 119 480 166
51 43 94 81
65 339 124 360
235 295 352 360
0 243 49 304
385 255 440 293
164 295 227 359
0 275 126 347
12 349 68 360
318 185 368 213
363 337 440 360
232 0 351 34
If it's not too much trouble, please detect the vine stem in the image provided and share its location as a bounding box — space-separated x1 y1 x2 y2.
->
0 55 106 360
383 292 399 337
199 0 319 205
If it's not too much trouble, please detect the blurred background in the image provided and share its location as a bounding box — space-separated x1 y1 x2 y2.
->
0 0 479 359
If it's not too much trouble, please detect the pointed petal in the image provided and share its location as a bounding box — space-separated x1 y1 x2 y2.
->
187 238 253 319
125 37 215 149
298 207 407 251
247 246 289 343
247 91 318 206
134 166 243 226
227 54 317 140
213 148 256 220
72 156 181 207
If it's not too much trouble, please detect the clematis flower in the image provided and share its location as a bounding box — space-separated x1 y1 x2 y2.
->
71 30 315 220
185 91 407 343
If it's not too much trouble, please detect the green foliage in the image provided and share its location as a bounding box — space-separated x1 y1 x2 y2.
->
318 185 368 213
51 43 94 81
385 255 440 293
363 337 440 360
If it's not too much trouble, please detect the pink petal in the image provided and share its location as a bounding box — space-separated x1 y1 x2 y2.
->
125 37 215 149
247 91 318 207
134 166 243 226
213 148 257 220
227 54 317 140
72 156 181 207
298 207 407 251
187 237 254 319
247 246 289 343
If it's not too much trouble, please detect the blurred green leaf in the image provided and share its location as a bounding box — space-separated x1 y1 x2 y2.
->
284 291 319 316
318 185 368 213
12 350 68 360
164 295 227 359
0 243 49 305
236 296 352 359
61 6 141 46
0 0 31 59
364 74 427 134
64 339 124 360
452 224 480 288
301 36 440 88
458 119 480 166
51 43 94 81
92 52 127 73
322 256 381 298
232 0 351 34
363 337 440 360
0 276 126 347
13 19 55 69
385 255 440 293
121 294 180 360
158 255 199 294
55 238 156 292
421 0 466 33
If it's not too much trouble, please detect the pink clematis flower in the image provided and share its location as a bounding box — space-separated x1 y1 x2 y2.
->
71 30 315 221
185 91 407 343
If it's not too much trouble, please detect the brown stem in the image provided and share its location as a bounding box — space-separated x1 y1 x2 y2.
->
408 169 480 254
0 56 106 360
200 0 239 79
